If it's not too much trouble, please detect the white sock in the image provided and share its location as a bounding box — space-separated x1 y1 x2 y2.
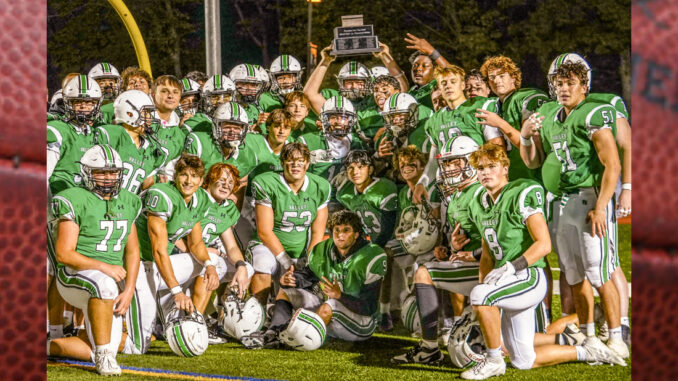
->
581 323 595 337
49 325 63 339
486 346 502 358
620 317 629 326
609 326 622 340
379 303 390 315
421 339 438 349
95 344 110 353
575 345 587 361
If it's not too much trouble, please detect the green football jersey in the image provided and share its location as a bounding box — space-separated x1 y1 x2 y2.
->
47 120 97 194
537 98 617 193
297 132 366 184
201 193 240 248
251 172 331 258
374 104 434 154
100 102 115 125
446 182 484 253
181 113 213 135
244 133 288 181
244 102 263 132
307 238 387 300
587 93 629 120
408 80 437 110
469 179 546 268
183 131 258 177
95 124 166 195
290 118 321 140
136 183 211 261
258 91 285 112
155 126 186 166
336 177 398 237
51 187 142 267
497 88 549 181
424 97 498 150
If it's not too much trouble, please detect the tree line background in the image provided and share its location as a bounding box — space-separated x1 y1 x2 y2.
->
48 0 631 103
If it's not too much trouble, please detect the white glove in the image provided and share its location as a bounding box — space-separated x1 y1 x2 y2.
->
484 262 516 286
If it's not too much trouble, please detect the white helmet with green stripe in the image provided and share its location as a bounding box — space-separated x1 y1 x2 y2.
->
229 63 265 103
269 54 303 95
448 306 486 368
202 74 236 115
337 61 372 100
220 294 265 340
279 308 327 351
164 308 209 357
62 74 102 125
212 102 249 149
88 62 121 101
548 53 592 99
178 78 202 116
80 144 123 197
400 293 421 335
380 92 419 138
320 95 357 139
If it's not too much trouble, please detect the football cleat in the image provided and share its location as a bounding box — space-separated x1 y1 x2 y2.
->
581 336 626 366
607 337 630 359
556 323 587 346
95 348 122 376
379 312 394 332
460 355 506 380
207 326 229 345
241 330 281 350
391 342 444 365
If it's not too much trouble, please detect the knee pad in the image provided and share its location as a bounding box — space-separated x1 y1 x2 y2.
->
98 275 120 300
469 284 491 306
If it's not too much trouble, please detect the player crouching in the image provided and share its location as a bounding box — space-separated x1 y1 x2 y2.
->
460 144 625 380
241 210 387 350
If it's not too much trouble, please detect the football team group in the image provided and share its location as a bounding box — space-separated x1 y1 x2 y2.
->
45 33 631 379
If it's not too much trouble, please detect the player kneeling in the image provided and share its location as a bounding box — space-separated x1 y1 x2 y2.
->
47 145 141 376
460 144 625 380
241 210 387 350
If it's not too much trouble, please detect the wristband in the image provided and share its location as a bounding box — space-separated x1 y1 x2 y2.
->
510 255 528 272
621 183 631 191
235 260 247 269
520 135 533 147
429 49 441 61
275 251 294 270
204 259 215 268
170 286 182 296
472 248 482 261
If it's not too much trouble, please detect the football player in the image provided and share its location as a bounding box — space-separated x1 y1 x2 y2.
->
177 78 202 123
248 142 331 306
230 63 267 130
241 210 386 349
413 65 505 204
95 89 165 195
285 91 319 139
519 61 628 359
186 70 208 89
47 145 141 376
151 75 187 181
477 55 549 181
100 67 152 124
182 74 237 135
403 33 451 109
122 153 225 355
391 136 482 365
546 53 632 345
297 96 366 188
464 69 490 99
87 62 121 104
259 54 304 113
460 143 624 380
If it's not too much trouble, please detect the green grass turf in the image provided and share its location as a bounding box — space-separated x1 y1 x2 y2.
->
47 225 632 380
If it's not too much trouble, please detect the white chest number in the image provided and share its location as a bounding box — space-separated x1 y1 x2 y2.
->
552 141 577 173
202 222 218 245
438 127 461 147
483 227 503 261
96 220 129 252
359 210 381 234
122 162 147 194
281 211 313 232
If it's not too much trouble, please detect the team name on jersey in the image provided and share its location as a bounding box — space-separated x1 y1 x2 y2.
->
289 203 310 210
552 133 567 141
206 215 222 223
126 156 144 167
482 219 498 226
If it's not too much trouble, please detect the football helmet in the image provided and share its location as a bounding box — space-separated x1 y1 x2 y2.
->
547 53 592 98
88 62 121 101
336 61 372 100
395 202 440 255
370 65 390 80
113 90 158 134
436 136 479 191
220 292 266 340
79 144 124 197
278 308 326 351
164 308 209 357
254 64 271 93
201 75 237 116
400 294 421 335
62 74 102 125
435 171 455 199
49 89 65 115
320 96 357 139
212 102 249 149
269 54 303 95
448 306 486 369
178 78 202 116
229 63 265 103
381 93 419 138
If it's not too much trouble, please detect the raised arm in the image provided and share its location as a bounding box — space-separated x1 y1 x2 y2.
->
303 45 335 115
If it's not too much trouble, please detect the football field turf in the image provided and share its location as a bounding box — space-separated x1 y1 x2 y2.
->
47 225 632 380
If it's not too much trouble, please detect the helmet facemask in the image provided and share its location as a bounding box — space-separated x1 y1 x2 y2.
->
214 120 248 149
83 167 123 198
383 106 418 139
95 77 121 101
437 155 477 192
235 80 263 104
321 111 356 139
203 91 235 116
65 98 101 127
272 72 302 95
179 93 201 116
339 77 372 101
